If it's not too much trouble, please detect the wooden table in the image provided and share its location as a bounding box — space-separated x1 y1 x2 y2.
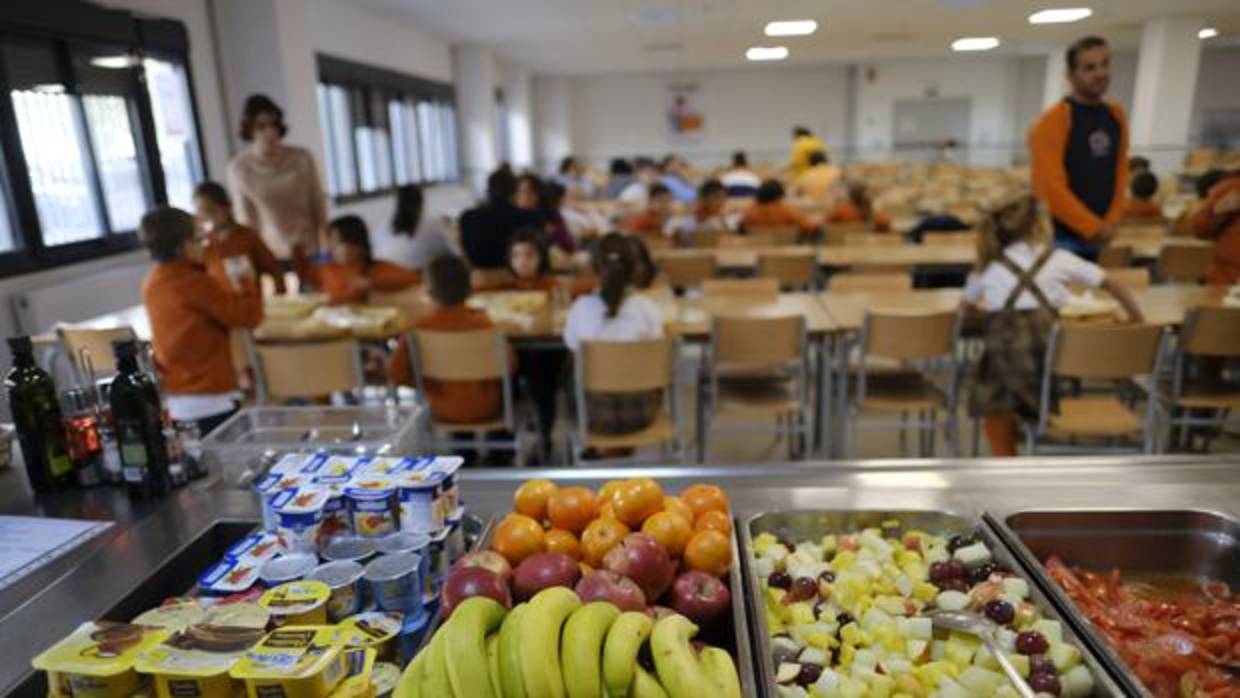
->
1130 284 1229 327
818 289 965 331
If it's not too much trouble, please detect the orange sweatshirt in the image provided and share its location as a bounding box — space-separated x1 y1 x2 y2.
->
294 249 422 305
387 305 505 424
1028 99 1129 239
143 260 263 394
741 201 816 235
1121 198 1163 221
622 210 667 238
827 202 892 232
473 275 559 293
1192 175 1240 285
203 223 286 293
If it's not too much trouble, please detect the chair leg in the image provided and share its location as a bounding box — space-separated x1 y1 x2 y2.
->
928 410 938 456
898 412 908 456
971 415 981 457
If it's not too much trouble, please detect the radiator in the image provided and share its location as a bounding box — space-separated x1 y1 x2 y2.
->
10 259 149 336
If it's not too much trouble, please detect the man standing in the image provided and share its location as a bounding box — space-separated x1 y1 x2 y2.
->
1028 36 1129 261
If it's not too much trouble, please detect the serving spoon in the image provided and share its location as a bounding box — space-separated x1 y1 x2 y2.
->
927 609 1037 698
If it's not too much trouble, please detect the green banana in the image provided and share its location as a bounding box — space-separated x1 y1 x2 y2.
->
651 614 710 698
498 604 529 698
603 612 655 698
697 647 742 698
445 597 508 698
562 602 621 698
393 643 426 698
629 666 669 698
487 632 504 698
520 586 582 698
422 629 454 697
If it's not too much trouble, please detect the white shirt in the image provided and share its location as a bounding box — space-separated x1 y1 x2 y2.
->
374 218 454 271
618 181 648 206
563 293 664 352
166 393 238 422
964 241 1105 312
721 169 761 192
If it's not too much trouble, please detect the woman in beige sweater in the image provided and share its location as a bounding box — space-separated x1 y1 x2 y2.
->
227 94 327 260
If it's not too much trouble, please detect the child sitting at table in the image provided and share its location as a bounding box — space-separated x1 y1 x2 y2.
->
294 215 421 305
474 226 559 292
828 182 892 231
564 232 665 437
622 183 674 239
1122 171 1163 221
740 179 816 240
965 193 1144 457
139 207 263 436
193 181 286 294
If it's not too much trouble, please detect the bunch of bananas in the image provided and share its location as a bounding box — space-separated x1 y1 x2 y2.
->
394 588 742 698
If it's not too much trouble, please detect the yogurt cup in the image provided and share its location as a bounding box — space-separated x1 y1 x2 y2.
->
268 452 317 475
225 532 282 564
228 625 347 698
258 553 317 587
363 552 422 615
32 623 170 698
253 473 305 532
198 558 261 597
258 581 331 626
371 662 400 698
395 474 443 534
430 457 463 513
425 528 450 600
272 488 329 554
445 514 466 563
306 455 363 484
307 561 365 623
317 484 352 544
396 612 431 665
345 481 398 539
374 531 430 557
320 535 376 565
338 612 402 663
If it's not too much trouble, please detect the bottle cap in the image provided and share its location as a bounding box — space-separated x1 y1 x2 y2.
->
7 336 32 354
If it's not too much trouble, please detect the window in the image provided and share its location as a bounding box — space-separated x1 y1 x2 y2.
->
316 54 457 202
143 56 204 210
0 170 14 253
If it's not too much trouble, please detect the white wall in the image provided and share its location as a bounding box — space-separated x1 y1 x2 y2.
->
1190 47 1240 145
532 76 572 174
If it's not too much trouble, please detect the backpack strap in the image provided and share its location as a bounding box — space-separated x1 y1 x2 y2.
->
995 247 1055 312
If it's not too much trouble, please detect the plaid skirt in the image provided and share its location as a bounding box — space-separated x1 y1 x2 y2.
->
586 390 662 435
969 309 1055 419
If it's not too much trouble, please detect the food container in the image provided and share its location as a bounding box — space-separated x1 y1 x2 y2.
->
272 488 329 554
396 612 431 665
425 528 450 600
327 647 375 698
133 625 265 698
356 456 419 478
321 535 377 565
339 612 402 663
363 552 422 615
198 558 261 597
346 481 399 539
258 553 318 587
429 457 463 515
258 580 331 626
200 603 271 630
374 531 430 557
307 561 365 623
304 455 363 483
131 602 206 633
229 626 349 698
32 623 170 698
742 510 1124 697
445 512 465 562
269 452 318 476
987 509 1240 698
318 484 352 543
225 532 282 564
395 474 443 534
371 663 399 698
253 474 306 531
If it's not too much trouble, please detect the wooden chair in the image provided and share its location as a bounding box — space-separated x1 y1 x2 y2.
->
829 272 913 292
408 326 534 465
1158 244 1213 284
922 231 977 247
471 268 514 290
687 228 721 248
1159 306 1240 452
746 224 801 246
1105 267 1151 289
640 235 674 251
824 222 870 245
1097 244 1133 269
718 234 773 249
571 337 684 463
702 315 810 461
1116 221 1166 239
659 252 718 290
845 232 902 246
757 250 818 290
369 286 426 315
56 326 139 385
247 336 363 404
849 310 962 457
701 278 780 303
1027 323 1168 454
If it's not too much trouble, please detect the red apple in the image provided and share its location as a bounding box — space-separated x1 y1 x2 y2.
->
443 567 512 616
513 552 581 601
670 570 731 625
575 570 646 612
452 550 513 583
602 533 675 601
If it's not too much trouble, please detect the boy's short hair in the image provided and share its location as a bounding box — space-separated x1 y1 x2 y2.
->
648 182 671 200
1128 156 1150 174
193 181 231 209
1130 171 1158 201
1196 169 1225 199
755 179 785 204
427 255 471 306
699 178 725 199
1066 36 1107 71
140 207 196 262
808 150 828 166
731 151 748 167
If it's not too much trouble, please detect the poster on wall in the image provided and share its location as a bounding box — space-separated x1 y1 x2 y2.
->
667 81 704 142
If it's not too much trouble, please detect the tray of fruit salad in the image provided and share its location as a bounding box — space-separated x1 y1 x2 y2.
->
395 476 756 698
743 510 1126 698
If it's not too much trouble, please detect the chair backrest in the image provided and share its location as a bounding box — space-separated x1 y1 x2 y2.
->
862 310 959 360
57 326 137 380
642 235 674 251
1158 244 1213 283
580 337 674 392
718 234 773 248
1180 306 1240 357
1097 244 1133 269
1116 221 1166 239
830 272 913 292
1104 266 1151 289
922 231 977 247
1050 323 1164 379
824 222 870 245
249 337 362 401
472 268 514 289
757 251 817 288
701 278 780 303
412 327 507 380
845 232 902 246
689 228 721 248
711 315 804 368
659 253 718 289
368 286 425 314
747 224 800 246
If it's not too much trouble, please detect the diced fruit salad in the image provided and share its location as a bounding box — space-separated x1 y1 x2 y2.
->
751 524 1097 698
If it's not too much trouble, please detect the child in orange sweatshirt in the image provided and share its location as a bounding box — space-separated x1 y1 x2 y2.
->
1121 171 1163 221
295 215 421 304
1192 171 1240 285
622 183 674 240
194 181 286 294
741 179 817 239
828 182 892 231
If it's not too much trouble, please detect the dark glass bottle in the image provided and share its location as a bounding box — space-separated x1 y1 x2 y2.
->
5 336 74 492
109 340 170 500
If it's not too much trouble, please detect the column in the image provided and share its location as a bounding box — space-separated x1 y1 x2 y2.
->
502 63 535 171
1041 47 1067 109
1130 17 1205 174
533 76 572 173
453 45 500 194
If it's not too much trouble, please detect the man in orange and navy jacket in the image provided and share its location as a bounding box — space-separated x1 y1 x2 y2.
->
1028 35 1128 262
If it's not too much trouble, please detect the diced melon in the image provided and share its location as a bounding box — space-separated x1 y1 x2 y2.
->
905 617 933 640
893 673 922 698
952 542 991 569
833 550 857 570
840 677 869 698
839 643 856 669
935 590 970 611
866 674 896 698
925 546 949 564
1048 642 1082 671
754 557 776 578
863 606 894 630
996 628 1018 653
994 686 1019 698
1001 577 1029 599
790 602 817 626
840 622 865 646
883 658 913 676
958 666 1005 696
913 582 939 603
1031 619 1063 643
906 639 929 660
1061 665 1095 698
977 648 1030 678
778 685 810 698
935 678 969 698
801 647 830 666
815 668 842 697
930 640 947 661
944 640 975 669
853 648 879 674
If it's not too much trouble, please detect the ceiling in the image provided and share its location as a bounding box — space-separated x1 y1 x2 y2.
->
344 0 1240 75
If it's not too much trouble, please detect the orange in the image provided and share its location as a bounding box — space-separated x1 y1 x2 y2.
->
598 500 618 521
641 511 693 558
580 517 629 567
694 509 733 536
684 529 732 577
492 514 546 566
513 479 557 522
612 478 664 527
545 528 582 560
597 479 625 506
546 486 599 533
680 484 730 519
663 495 694 524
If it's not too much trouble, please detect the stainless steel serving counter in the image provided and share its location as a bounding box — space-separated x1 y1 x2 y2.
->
2 455 1238 696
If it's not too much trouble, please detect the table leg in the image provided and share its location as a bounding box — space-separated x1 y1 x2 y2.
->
833 332 854 459
816 335 832 458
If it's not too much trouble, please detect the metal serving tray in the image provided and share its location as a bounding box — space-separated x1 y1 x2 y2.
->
742 510 1125 698
986 508 1240 698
